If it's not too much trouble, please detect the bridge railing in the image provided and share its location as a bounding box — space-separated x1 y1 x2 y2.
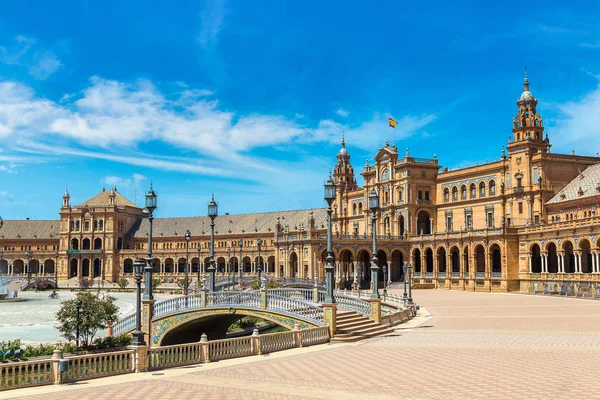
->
113 313 136 336
207 291 261 308
148 326 329 371
332 292 370 316
267 295 324 324
267 288 313 301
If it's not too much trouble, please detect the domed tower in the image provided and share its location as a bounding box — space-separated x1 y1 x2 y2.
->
62 188 70 209
508 71 551 154
333 136 358 192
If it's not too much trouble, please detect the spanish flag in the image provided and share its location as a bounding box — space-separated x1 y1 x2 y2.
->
388 117 397 128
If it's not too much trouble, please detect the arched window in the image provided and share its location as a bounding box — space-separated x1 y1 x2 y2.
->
443 188 449 203
352 203 357 216
385 191 390 204
489 180 496 196
461 185 467 200
452 187 458 201
84 221 90 231
358 203 363 215
93 220 98 230
99 220 104 230
470 183 476 199
75 220 80 231
479 182 486 197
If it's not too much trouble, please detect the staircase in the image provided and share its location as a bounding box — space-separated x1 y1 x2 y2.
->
332 309 395 342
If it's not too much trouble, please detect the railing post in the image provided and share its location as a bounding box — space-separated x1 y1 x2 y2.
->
313 287 319 303
292 323 302 348
369 298 382 323
129 345 149 373
251 328 262 355
51 349 62 385
106 320 113 338
142 299 155 346
200 333 209 362
322 303 337 337
261 289 267 309
200 290 207 307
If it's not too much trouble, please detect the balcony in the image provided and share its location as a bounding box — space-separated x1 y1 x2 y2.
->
417 199 432 205
66 249 102 255
475 272 485 279
451 272 460 278
491 271 502 279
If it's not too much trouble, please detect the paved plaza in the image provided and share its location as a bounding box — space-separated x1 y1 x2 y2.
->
4 289 600 400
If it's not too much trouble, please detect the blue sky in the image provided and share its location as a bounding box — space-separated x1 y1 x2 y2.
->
1 0 600 220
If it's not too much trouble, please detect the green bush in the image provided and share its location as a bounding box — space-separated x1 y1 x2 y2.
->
116 278 129 290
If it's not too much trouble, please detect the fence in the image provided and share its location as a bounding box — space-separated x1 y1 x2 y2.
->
0 358 53 391
62 350 134 383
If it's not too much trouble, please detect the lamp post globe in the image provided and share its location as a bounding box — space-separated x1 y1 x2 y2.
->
132 258 146 346
323 175 336 304
368 188 380 299
184 229 191 297
144 183 157 301
207 194 218 292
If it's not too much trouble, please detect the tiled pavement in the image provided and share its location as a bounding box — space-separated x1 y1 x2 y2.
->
5 289 600 400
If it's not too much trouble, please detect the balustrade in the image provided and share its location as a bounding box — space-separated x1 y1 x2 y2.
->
62 350 134 383
0 359 52 391
260 331 296 353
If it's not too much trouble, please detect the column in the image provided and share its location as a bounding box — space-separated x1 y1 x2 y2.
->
576 252 582 273
433 254 438 278
429 218 433 234
559 253 564 273
541 253 547 273
416 218 419 235
529 253 533 273
594 252 599 273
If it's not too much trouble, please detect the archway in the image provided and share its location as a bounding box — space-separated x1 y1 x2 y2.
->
123 258 134 274
338 250 353 288
71 238 79 250
179 257 188 274
69 259 78 278
191 257 200 273
0 258 8 274
490 244 501 275
356 249 371 286
289 252 298 278
546 243 558 273
425 248 434 274
580 239 592 273
562 242 574 273
12 259 24 275
93 258 101 278
242 256 251 273
82 238 91 250
474 245 485 275
412 249 422 275
81 258 90 277
94 238 102 250
44 259 55 275
377 250 387 282
164 258 174 274
152 258 160 273
417 210 431 235
450 246 460 275
436 247 447 275
267 256 275 275
530 244 542 273
391 250 404 281
398 215 405 237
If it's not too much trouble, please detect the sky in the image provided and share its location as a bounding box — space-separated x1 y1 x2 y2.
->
1 0 600 220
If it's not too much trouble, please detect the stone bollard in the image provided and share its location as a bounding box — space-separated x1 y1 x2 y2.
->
51 349 62 385
292 323 302 348
106 320 113 338
200 333 209 362
251 328 262 355
322 303 337 337
128 344 150 373
142 299 156 346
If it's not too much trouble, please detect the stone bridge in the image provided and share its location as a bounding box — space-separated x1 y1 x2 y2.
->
113 288 412 346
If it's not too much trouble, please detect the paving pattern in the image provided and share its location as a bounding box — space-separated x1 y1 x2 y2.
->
6 289 600 400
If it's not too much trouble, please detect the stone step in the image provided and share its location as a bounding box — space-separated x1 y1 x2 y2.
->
335 314 366 323
332 327 396 342
336 319 376 330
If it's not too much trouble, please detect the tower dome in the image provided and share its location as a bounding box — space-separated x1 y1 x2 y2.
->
518 74 536 104
338 135 348 157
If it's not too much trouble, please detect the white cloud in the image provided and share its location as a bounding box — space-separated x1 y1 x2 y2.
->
100 173 147 192
336 108 349 117
0 36 62 80
197 0 228 49
552 77 600 154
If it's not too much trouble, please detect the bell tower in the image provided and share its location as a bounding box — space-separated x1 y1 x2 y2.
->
333 135 358 192
507 71 550 154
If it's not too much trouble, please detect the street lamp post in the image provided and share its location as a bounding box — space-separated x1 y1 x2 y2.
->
406 263 414 306
402 262 408 301
131 258 146 346
207 195 218 292
26 251 33 287
227 246 231 290
382 264 388 297
185 230 191 297
238 239 243 288
196 245 202 286
54 251 59 290
75 300 82 348
323 175 336 304
232 242 237 289
257 237 262 283
369 189 380 299
144 184 157 301
0 251 4 287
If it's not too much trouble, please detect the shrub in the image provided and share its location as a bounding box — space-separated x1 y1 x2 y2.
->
116 278 129 290
78 278 93 290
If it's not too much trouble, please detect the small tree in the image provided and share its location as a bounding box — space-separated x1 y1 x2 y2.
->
55 291 119 347
78 278 93 290
152 278 160 292
116 278 129 290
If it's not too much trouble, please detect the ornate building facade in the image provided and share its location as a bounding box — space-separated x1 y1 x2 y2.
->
1 75 600 292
